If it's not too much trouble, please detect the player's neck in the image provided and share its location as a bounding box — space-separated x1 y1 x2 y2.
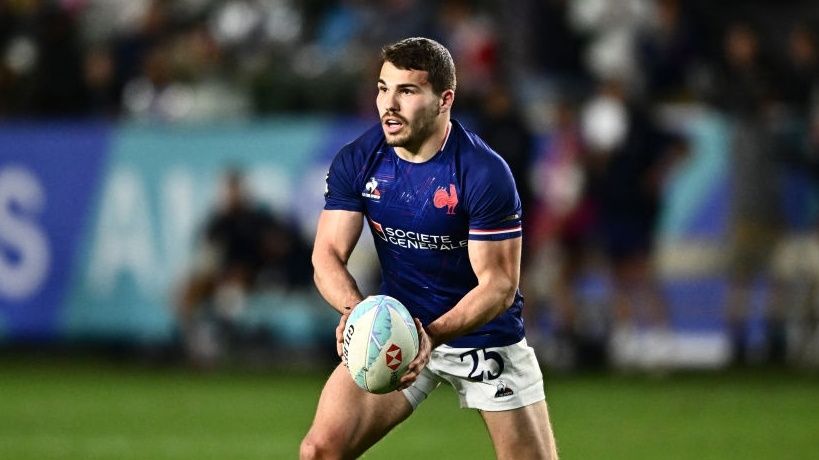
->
394 120 452 164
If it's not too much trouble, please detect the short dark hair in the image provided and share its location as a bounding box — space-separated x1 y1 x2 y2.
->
381 37 457 94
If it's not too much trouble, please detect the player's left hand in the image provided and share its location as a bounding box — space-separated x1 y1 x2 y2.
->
397 318 433 391
335 306 352 365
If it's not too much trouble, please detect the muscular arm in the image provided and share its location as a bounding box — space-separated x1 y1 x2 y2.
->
426 237 522 347
311 210 366 313
399 236 521 389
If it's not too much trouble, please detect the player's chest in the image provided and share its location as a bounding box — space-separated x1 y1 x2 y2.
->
359 157 467 233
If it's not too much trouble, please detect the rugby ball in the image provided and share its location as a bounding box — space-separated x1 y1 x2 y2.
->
343 295 419 394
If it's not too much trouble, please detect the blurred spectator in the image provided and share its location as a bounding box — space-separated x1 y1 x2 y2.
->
767 23 819 366
711 22 784 365
581 79 687 364
33 4 88 115
494 0 588 133
777 24 818 118
175 168 312 366
521 0 586 82
635 0 703 103
569 0 653 88
82 46 118 116
1 0 817 123
109 0 171 109
120 14 250 121
0 2 36 116
0 2 87 117
434 0 498 112
525 98 600 370
476 81 534 223
359 0 435 48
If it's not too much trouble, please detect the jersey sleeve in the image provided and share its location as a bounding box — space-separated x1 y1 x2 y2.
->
324 144 363 212
465 154 523 241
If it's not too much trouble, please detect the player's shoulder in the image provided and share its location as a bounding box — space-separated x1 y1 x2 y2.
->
451 120 512 173
335 122 386 162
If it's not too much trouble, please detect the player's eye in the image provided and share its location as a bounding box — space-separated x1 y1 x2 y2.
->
400 88 414 95
377 86 387 93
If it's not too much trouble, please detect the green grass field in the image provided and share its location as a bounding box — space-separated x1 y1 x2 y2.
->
1 356 818 459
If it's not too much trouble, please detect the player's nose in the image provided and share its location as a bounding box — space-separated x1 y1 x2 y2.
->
384 92 400 112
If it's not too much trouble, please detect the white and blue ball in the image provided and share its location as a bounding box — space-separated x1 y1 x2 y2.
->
343 295 419 394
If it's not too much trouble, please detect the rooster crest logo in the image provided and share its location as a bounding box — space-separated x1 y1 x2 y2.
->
433 184 458 215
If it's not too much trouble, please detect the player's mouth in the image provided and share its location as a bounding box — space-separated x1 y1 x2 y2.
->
382 117 405 135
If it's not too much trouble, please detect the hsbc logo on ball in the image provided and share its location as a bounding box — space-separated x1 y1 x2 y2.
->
385 343 402 371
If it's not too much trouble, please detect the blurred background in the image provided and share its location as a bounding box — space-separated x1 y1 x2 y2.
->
1 0 819 458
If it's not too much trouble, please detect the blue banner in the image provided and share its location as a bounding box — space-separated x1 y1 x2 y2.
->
0 116 742 343
0 122 110 339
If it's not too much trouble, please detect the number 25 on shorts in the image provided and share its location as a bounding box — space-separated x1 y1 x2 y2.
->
459 349 505 382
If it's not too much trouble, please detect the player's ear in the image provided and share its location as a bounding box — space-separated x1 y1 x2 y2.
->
439 89 455 113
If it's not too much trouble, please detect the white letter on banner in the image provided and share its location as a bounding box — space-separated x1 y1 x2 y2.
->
248 167 291 216
0 166 50 299
88 167 157 295
161 168 196 279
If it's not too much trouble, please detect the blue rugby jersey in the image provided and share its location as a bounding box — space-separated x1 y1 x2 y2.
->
324 120 524 348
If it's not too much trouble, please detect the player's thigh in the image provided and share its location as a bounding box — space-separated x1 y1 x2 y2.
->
480 400 558 460
301 364 413 459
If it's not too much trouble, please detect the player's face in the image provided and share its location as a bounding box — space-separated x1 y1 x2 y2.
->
376 61 442 149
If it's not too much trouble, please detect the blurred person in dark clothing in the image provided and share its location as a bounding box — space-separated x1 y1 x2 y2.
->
712 22 775 117
581 79 687 366
111 0 171 98
636 0 703 103
493 0 589 143
777 24 817 119
434 0 498 113
767 23 819 366
176 168 311 366
770 109 819 366
712 22 784 365
476 81 535 229
33 5 87 116
496 0 585 84
0 2 87 117
82 46 119 116
525 98 602 369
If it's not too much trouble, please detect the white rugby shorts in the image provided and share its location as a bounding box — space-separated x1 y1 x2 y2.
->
402 338 545 411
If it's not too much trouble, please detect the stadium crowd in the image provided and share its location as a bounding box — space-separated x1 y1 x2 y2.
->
3 0 819 370
2 0 812 121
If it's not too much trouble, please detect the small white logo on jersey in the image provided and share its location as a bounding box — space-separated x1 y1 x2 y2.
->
362 177 381 200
